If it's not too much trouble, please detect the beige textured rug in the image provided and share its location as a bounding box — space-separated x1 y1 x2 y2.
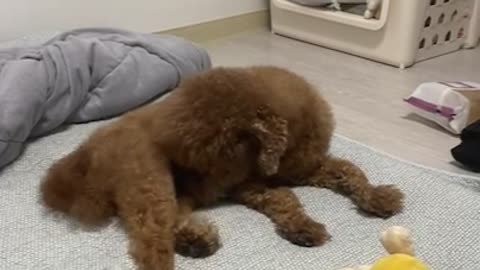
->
0 120 479 270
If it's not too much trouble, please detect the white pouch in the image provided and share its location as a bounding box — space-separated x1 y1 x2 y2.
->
404 81 480 134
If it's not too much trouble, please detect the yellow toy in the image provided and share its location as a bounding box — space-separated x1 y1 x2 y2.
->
340 226 429 270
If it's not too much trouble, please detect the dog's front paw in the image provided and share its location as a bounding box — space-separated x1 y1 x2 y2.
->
364 185 404 218
277 218 331 247
175 220 221 258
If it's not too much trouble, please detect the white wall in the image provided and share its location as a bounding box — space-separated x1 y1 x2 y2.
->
0 0 268 41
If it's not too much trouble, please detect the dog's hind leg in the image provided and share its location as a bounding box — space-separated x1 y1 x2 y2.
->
115 156 176 270
230 182 330 247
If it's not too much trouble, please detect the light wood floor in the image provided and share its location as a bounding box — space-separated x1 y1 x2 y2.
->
204 30 480 176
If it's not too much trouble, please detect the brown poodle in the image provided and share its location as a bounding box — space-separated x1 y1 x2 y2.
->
40 66 404 270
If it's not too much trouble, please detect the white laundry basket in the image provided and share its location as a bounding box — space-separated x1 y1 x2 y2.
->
271 0 478 68
465 0 480 48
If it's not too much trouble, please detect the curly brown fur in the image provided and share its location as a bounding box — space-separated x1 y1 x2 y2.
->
40 66 404 270
174 197 220 258
231 182 331 247
41 125 177 270
306 157 404 218
174 216 220 258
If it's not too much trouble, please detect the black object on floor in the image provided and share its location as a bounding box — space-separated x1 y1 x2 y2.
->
451 120 480 172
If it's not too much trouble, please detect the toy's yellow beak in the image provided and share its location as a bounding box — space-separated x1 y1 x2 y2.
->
371 254 429 270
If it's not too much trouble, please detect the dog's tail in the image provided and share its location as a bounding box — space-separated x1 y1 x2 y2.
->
41 147 90 215
248 107 289 176
41 146 117 225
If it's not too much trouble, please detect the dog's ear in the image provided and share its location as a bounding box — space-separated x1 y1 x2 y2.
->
249 108 288 176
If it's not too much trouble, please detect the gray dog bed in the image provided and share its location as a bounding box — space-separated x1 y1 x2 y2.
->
0 28 211 169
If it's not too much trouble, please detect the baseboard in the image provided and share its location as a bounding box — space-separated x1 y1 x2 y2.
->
158 10 270 43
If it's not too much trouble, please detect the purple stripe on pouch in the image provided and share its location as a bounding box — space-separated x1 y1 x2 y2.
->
404 97 456 121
